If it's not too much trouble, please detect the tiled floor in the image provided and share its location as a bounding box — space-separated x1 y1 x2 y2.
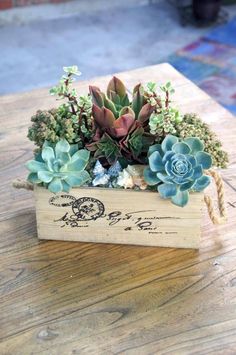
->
169 17 236 114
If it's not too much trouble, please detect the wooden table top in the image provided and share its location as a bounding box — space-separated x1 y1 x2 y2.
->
1 63 236 354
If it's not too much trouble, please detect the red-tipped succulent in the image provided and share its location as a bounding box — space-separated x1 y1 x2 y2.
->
87 77 155 165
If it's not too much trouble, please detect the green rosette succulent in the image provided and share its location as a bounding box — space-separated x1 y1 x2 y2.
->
144 135 212 207
26 139 91 193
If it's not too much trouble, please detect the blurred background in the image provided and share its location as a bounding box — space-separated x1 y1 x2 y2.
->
0 0 236 114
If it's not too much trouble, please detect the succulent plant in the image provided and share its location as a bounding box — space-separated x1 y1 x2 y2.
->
49 66 94 145
28 106 78 147
26 139 91 193
87 77 155 165
144 135 212 207
149 107 182 136
28 97 93 149
175 113 228 168
143 81 183 138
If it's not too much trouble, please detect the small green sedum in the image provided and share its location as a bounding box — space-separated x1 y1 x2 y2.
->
144 134 212 207
26 139 91 193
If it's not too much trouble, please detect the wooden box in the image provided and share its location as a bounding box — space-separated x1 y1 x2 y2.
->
34 186 203 249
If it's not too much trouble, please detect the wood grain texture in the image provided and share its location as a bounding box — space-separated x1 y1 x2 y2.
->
35 186 203 248
0 63 236 354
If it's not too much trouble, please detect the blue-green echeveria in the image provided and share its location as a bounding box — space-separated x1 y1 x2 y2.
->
144 135 212 207
26 139 91 193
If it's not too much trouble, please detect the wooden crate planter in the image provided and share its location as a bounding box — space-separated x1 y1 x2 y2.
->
34 186 203 249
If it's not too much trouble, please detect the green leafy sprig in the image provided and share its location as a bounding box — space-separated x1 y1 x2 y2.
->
144 81 183 138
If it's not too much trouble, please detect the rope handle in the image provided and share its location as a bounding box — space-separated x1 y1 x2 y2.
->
12 179 34 191
204 169 227 225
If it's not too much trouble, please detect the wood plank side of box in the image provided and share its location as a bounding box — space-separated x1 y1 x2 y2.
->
34 186 204 249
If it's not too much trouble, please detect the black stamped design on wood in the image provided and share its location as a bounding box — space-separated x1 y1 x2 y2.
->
49 194 76 207
49 193 180 235
72 197 105 221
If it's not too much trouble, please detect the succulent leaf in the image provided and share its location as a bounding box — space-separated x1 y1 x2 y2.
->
103 96 118 117
192 165 203 180
149 151 164 172
172 142 191 154
132 86 144 119
193 175 211 192
55 138 70 154
110 91 121 106
89 85 104 107
161 135 178 153
107 76 127 99
109 114 135 138
65 171 90 186
143 167 160 186
179 180 195 191
184 137 204 154
48 178 63 193
41 146 55 164
195 151 212 170
92 133 121 164
38 170 54 183
147 144 163 157
26 160 47 173
156 172 172 183
119 106 135 117
171 190 189 207
121 94 130 107
158 183 177 198
138 103 154 124
92 106 116 130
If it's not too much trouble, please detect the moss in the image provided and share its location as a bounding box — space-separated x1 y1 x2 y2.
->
27 104 92 148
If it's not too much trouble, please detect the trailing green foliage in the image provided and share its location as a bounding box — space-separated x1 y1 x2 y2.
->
26 139 91 193
144 135 212 207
